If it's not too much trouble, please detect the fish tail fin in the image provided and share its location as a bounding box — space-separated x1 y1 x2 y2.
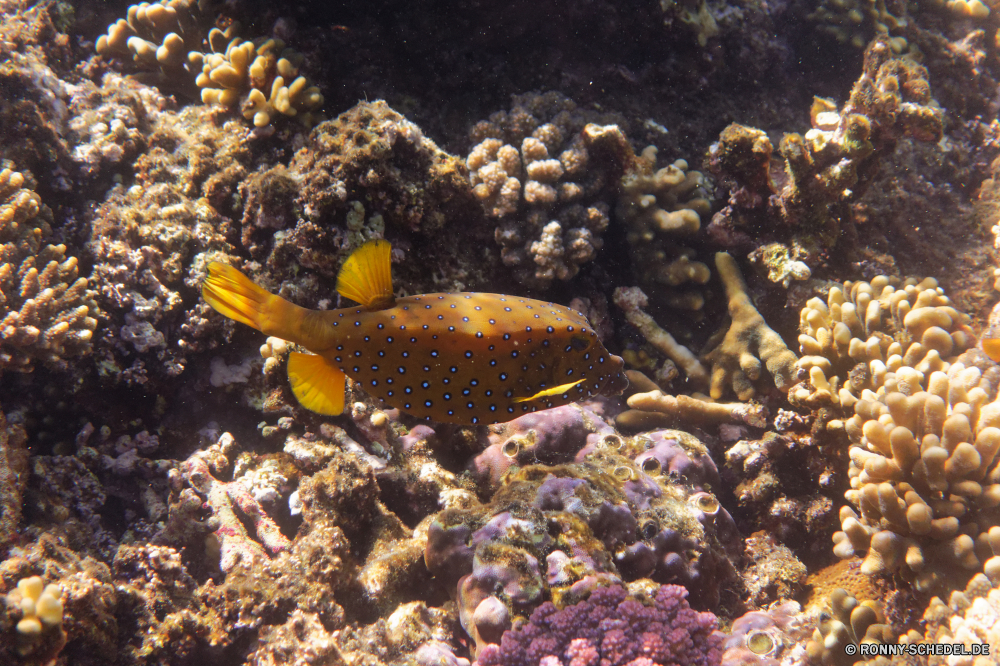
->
336 240 396 310
287 352 346 415
202 262 273 331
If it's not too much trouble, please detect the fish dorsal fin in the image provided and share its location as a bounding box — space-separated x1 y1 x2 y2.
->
287 352 346 415
336 240 396 310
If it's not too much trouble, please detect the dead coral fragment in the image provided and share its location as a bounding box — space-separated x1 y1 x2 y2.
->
0 168 98 373
703 252 798 400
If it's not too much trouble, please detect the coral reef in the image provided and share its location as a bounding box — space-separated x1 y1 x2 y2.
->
467 92 634 287
0 405 27 556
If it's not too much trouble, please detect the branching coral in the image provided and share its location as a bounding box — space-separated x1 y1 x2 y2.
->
791 275 976 410
617 146 713 310
807 0 909 51
0 167 98 374
96 2 323 128
915 571 1000 663
467 91 634 287
800 277 1000 592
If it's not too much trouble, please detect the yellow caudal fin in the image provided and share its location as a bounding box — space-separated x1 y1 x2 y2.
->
287 352 346 415
513 379 585 403
336 240 396 310
203 262 272 331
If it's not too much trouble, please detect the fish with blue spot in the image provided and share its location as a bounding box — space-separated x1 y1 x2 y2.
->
202 240 628 424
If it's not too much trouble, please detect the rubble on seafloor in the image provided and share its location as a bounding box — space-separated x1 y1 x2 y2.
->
4 0 1000 664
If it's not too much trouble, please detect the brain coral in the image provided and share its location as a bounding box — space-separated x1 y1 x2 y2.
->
1 167 98 374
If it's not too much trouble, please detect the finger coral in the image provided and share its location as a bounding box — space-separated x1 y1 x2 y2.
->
96 2 323 128
0 167 98 374
476 583 723 666
617 146 713 311
467 92 634 287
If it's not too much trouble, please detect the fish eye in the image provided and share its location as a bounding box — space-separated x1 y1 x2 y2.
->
570 336 589 351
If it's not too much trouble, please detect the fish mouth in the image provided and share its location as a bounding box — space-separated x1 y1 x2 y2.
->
601 354 629 396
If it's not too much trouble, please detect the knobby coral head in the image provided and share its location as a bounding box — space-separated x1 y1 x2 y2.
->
476 583 723 666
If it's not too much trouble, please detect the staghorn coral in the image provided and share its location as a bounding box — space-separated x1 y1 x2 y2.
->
707 37 943 268
617 146 713 311
476 583 723 666
467 91 633 287
0 167 98 374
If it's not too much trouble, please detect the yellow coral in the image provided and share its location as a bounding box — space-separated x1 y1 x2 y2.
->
10 576 64 635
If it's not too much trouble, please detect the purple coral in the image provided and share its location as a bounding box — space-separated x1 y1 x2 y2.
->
476 584 722 666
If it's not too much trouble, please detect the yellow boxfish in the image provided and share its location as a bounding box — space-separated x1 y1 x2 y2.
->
202 240 627 424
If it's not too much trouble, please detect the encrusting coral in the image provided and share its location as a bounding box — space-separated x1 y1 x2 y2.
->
0 167 98 374
467 91 634 287
912 571 1000 663
0 405 28 557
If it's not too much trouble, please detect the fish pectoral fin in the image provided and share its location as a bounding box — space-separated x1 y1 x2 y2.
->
287 352 346 415
336 239 396 310
512 379 585 403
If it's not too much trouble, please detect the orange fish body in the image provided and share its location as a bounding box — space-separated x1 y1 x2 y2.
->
203 240 627 424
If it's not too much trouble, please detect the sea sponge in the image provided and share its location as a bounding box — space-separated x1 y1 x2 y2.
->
0 167 98 373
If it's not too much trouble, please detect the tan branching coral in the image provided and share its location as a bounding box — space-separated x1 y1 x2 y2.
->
805 588 895 666
194 32 323 127
618 390 767 431
913 572 1000 663
791 275 976 410
708 38 943 267
0 167 98 373
467 92 633 287
831 355 1000 592
96 2 323 127
796 275 1000 592
702 252 798 400
618 146 713 310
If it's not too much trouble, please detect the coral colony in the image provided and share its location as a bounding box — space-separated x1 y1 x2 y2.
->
5 0 1000 665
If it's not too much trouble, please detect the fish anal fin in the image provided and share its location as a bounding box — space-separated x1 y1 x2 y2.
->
287 352 346 415
513 379 585 403
336 240 396 310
